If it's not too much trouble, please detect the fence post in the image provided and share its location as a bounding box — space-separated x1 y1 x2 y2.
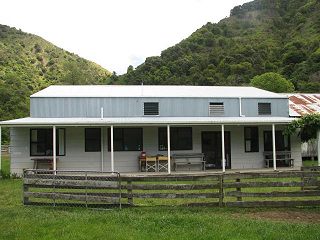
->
118 173 122 209
219 174 224 207
127 180 133 205
23 181 29 205
53 171 56 207
236 178 242 202
85 172 88 208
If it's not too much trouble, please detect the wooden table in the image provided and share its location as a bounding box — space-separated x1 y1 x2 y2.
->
31 157 56 170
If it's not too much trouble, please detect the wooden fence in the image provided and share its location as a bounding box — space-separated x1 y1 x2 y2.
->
23 170 320 208
120 171 320 207
23 169 122 208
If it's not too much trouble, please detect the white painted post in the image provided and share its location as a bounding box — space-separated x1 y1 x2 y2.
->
0 126 2 172
53 126 56 172
110 125 114 172
167 125 171 174
221 124 225 173
101 127 104 172
272 124 277 171
317 130 320 167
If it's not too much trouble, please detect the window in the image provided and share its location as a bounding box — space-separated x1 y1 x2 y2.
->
144 102 159 116
30 128 65 156
108 128 143 151
209 102 224 116
85 128 101 152
258 103 271 115
244 127 259 152
264 131 291 151
158 127 192 151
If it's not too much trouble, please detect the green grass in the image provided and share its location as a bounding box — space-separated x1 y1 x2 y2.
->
1 179 320 240
1 156 320 239
1 154 10 178
303 159 319 167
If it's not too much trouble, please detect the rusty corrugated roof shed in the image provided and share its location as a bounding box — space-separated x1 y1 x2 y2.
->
287 94 320 117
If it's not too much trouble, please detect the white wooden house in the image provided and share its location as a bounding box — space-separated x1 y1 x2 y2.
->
0 85 305 175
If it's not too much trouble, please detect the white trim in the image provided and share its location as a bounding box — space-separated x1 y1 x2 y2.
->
221 124 225 173
167 125 171 174
101 127 104 172
110 125 114 172
272 124 277 171
100 107 104 119
53 126 56 171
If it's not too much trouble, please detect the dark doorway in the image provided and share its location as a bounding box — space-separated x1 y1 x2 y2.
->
201 131 231 169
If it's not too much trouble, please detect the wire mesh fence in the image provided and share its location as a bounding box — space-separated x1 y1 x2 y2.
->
23 169 121 209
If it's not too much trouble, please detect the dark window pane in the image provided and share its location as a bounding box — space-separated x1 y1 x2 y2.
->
264 131 291 151
158 127 192 151
258 103 271 115
30 128 65 156
144 102 159 115
244 127 259 152
108 128 143 151
85 128 101 152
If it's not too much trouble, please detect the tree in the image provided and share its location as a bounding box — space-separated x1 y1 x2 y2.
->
250 72 295 93
284 113 320 142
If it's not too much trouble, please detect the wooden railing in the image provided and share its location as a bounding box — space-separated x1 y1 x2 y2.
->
120 171 320 207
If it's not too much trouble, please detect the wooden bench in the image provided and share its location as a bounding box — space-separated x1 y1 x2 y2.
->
263 151 294 168
173 153 205 171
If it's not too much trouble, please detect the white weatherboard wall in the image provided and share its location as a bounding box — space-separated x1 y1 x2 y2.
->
10 125 302 175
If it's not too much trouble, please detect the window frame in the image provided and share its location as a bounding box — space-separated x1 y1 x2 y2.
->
158 127 193 151
143 102 159 116
108 127 143 152
244 126 259 152
209 102 224 116
258 102 271 115
85 128 101 152
30 128 66 156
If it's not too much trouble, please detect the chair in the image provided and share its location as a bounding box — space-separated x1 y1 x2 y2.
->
145 156 157 172
157 156 169 172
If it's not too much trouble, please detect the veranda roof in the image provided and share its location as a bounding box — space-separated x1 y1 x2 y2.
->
0 117 295 127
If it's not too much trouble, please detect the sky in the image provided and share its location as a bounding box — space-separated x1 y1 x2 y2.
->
1 0 250 74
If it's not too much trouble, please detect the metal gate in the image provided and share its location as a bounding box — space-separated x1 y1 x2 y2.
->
23 169 121 209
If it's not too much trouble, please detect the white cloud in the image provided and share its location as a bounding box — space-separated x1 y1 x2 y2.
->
0 0 249 74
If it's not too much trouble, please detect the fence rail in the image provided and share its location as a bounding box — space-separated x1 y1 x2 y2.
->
23 169 121 209
23 170 320 208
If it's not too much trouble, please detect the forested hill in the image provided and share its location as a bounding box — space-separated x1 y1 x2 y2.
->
0 24 111 122
117 0 320 92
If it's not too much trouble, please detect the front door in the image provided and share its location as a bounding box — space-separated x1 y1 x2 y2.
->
201 131 231 169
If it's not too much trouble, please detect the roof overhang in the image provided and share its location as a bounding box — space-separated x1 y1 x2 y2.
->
0 117 296 127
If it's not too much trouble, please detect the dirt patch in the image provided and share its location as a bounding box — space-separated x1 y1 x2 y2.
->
233 210 320 223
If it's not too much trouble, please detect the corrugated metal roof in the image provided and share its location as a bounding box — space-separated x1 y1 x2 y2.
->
31 85 287 98
286 94 320 117
0 117 295 126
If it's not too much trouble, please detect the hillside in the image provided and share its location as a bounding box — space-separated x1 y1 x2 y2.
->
0 24 111 118
118 0 320 92
0 24 111 142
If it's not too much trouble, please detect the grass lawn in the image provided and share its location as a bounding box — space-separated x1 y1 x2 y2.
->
1 154 10 177
1 155 320 239
303 159 319 167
